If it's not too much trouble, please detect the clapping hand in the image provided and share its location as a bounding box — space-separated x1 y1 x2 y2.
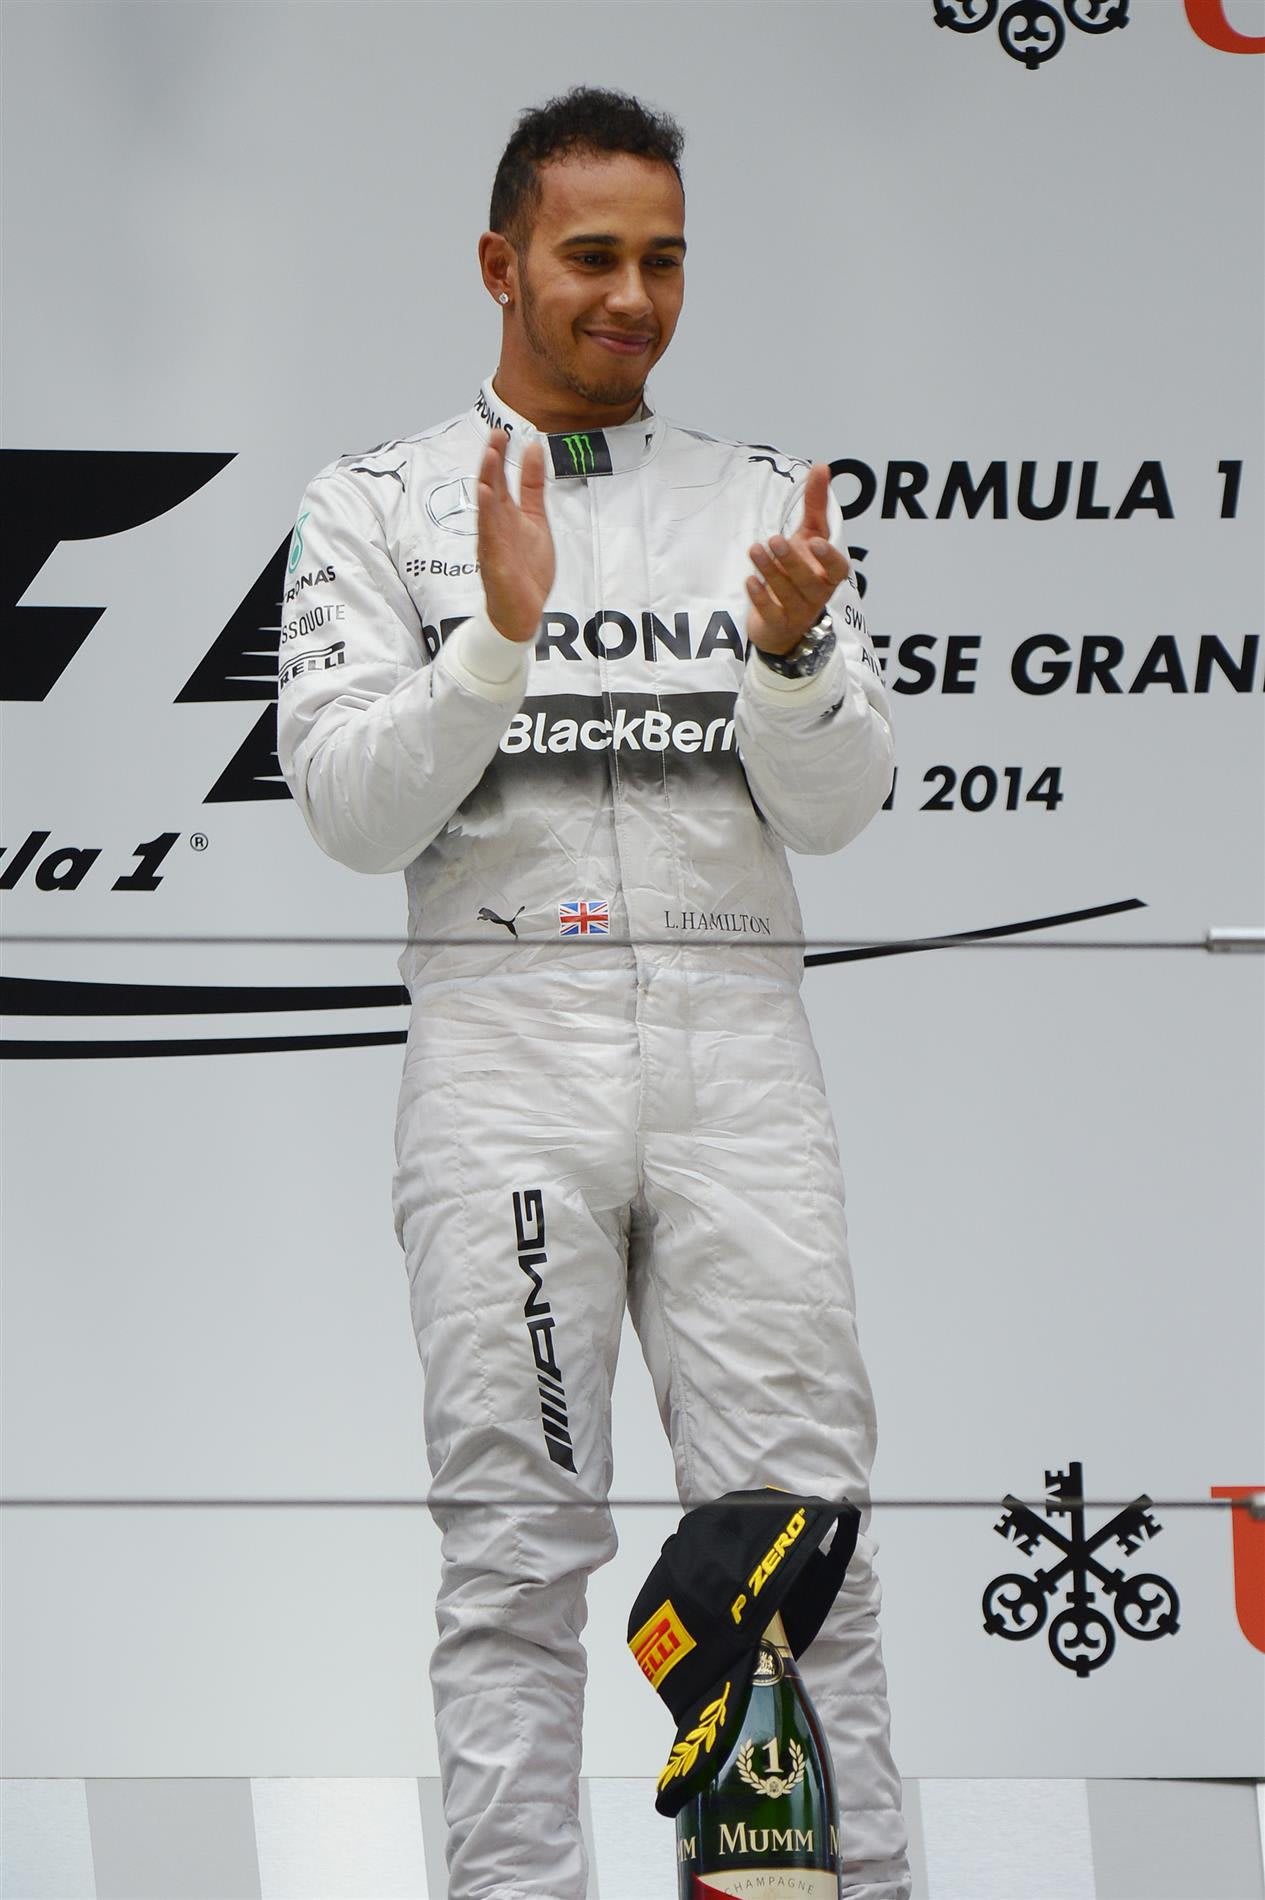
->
745 463 850 656
476 430 556 643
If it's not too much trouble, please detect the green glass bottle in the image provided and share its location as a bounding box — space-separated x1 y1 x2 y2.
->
674 1610 839 1897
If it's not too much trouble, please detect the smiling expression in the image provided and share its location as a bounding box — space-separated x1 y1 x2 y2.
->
482 150 687 431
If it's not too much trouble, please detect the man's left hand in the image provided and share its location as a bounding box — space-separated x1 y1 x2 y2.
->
745 463 850 657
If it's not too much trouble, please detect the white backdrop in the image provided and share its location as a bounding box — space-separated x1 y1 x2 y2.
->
2 0 1262 1783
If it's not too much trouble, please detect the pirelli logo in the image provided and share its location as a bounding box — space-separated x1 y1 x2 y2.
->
629 1598 696 1688
278 639 346 691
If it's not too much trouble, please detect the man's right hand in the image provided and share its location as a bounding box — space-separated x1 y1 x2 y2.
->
476 430 555 643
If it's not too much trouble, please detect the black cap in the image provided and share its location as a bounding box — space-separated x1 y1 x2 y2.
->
626 1488 859 1816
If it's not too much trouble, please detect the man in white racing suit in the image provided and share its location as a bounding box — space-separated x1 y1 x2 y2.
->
278 87 909 1900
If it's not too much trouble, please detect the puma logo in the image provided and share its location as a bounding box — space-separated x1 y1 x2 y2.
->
748 451 797 482
349 460 407 490
477 905 525 938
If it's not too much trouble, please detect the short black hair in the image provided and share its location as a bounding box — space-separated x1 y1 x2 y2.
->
489 87 684 249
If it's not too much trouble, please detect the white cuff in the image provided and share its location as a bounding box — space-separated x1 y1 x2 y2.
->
744 648 847 704
438 611 531 701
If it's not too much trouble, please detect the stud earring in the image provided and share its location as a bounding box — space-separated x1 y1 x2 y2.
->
498 292 510 306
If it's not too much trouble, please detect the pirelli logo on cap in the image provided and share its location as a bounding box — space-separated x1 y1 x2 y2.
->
629 1598 696 1688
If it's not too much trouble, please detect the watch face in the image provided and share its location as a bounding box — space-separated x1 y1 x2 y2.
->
755 618 836 677
784 625 836 676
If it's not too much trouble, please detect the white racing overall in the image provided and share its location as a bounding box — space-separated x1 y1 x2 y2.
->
278 383 909 1899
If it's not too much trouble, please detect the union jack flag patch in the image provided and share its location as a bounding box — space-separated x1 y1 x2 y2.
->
559 899 610 937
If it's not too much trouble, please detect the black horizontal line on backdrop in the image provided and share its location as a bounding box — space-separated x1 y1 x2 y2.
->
1 975 409 1017
0 898 1195 1029
5 903 1259 1059
2 1495 1258 1515
0 969 411 1057
1 1032 408 1060
804 896 1149 965
4 937 1201 951
0 893 1162 957
0 893 1151 956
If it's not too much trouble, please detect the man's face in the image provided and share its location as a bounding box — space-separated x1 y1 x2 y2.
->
512 151 686 413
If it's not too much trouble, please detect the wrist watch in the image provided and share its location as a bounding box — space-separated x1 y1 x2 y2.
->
754 611 837 680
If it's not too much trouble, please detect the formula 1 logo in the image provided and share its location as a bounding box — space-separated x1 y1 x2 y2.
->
983 1460 1180 1675
1 449 233 703
933 0 1129 69
2 448 288 804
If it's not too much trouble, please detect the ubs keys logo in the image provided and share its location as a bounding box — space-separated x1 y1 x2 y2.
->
934 0 1129 69
983 1460 1179 1675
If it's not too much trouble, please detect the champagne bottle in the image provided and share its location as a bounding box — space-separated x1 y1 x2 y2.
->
674 1609 839 1897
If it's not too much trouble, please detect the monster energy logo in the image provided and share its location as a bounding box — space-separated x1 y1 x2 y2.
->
548 429 612 478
